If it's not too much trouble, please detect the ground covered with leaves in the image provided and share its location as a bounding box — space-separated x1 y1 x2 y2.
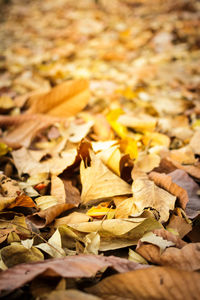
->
0 0 200 299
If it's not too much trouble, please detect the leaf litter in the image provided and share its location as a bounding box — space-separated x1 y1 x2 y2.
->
0 0 200 299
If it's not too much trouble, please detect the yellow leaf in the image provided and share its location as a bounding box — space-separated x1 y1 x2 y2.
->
80 153 132 205
120 137 138 159
87 206 115 218
0 143 11 157
142 132 170 147
106 109 127 138
106 147 121 176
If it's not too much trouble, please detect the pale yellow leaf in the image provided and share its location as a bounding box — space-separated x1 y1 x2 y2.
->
80 154 131 205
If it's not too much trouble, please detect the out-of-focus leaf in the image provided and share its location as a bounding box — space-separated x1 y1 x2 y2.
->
118 113 156 132
1 243 44 268
0 254 148 297
140 232 175 253
0 174 21 197
120 137 138 159
0 96 14 113
80 154 131 205
189 130 200 155
106 109 128 138
137 242 200 271
26 79 90 117
128 248 148 264
87 266 200 300
0 143 11 157
27 203 75 228
166 214 192 238
134 152 160 173
131 173 176 222
142 132 170 147
8 194 36 209
39 289 101 300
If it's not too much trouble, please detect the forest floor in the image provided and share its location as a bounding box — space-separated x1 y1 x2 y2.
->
0 0 200 299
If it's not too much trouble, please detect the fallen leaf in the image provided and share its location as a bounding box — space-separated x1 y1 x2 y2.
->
140 231 175 253
87 266 200 300
26 79 90 117
27 203 75 228
137 242 200 272
68 217 162 250
54 212 90 228
166 214 192 238
134 152 160 173
39 289 101 300
0 254 148 297
189 130 200 155
1 243 44 268
149 171 189 210
8 194 36 209
131 173 176 222
80 154 131 205
118 113 156 132
128 248 148 264
0 174 21 197
36 229 65 258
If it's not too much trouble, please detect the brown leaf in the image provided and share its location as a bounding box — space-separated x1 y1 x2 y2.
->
27 203 75 228
137 243 200 272
62 180 81 206
149 171 188 210
169 170 200 218
1 115 62 149
26 79 90 117
0 255 148 297
153 228 187 248
166 214 192 238
87 266 200 300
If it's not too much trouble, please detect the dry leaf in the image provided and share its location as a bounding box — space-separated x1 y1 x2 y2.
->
189 130 200 155
149 171 188 210
166 214 192 238
131 174 176 222
140 232 175 252
134 153 161 173
54 212 90 228
0 174 21 197
0 254 148 297
26 79 90 117
80 154 131 205
87 266 200 300
39 289 101 300
7 194 36 209
27 203 75 228
137 242 200 272
1 243 44 268
68 217 162 250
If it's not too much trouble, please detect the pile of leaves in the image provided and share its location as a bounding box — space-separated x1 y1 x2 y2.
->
0 0 200 299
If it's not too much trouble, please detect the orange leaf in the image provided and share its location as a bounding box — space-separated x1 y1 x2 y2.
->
8 195 36 209
26 79 90 117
